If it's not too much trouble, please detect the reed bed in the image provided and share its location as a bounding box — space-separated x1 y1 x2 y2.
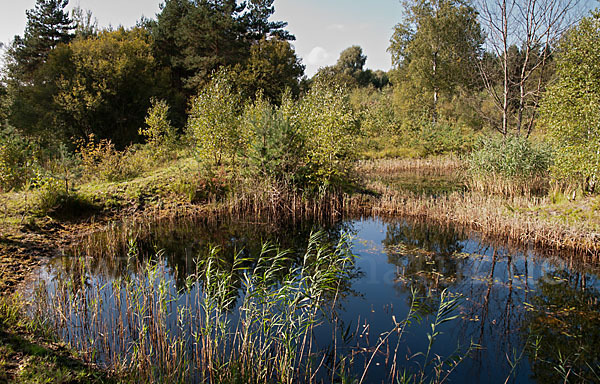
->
345 181 600 258
357 157 463 176
467 174 550 198
34 231 472 383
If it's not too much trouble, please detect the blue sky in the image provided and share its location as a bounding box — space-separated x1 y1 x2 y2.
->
0 0 403 76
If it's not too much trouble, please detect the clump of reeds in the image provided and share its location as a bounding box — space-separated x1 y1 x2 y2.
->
33 231 475 383
33 232 360 382
466 135 553 198
357 156 462 177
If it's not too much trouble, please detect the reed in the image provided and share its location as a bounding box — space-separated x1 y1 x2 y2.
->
357 157 462 176
32 232 473 383
345 181 600 257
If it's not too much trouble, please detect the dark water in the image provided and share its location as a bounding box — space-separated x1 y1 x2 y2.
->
40 215 600 383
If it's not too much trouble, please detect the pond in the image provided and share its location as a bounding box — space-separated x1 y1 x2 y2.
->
35 214 600 383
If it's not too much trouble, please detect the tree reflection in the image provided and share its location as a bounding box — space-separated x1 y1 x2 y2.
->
57 215 359 307
526 269 600 383
383 219 466 296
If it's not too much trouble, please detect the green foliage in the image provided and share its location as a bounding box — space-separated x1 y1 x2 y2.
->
32 175 97 218
7 0 73 80
467 135 553 195
539 11 600 191
187 70 243 166
235 38 305 102
414 121 476 156
170 166 230 203
71 6 97 39
0 84 9 124
140 98 176 156
54 27 160 147
293 80 359 192
351 87 398 138
0 126 39 191
313 46 384 89
389 0 483 121
468 135 553 179
76 135 145 182
243 94 304 183
152 0 292 92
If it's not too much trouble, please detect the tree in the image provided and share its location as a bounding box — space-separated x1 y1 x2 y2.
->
187 70 243 166
53 27 162 147
539 10 600 191
71 6 98 39
235 38 305 101
4 0 73 142
477 0 582 136
7 0 72 81
389 0 483 122
294 80 359 191
314 46 379 88
0 83 8 124
153 0 293 92
241 0 294 41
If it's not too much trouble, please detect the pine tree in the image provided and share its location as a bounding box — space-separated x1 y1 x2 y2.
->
9 0 73 81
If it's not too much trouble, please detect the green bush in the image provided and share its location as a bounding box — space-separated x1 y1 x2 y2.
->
76 135 147 182
140 98 177 159
34 176 97 218
467 135 554 195
292 80 360 193
243 94 304 184
415 122 476 156
187 70 243 167
0 126 39 191
539 11 600 192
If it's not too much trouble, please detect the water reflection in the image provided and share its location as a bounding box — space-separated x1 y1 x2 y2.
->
41 214 600 383
527 268 600 382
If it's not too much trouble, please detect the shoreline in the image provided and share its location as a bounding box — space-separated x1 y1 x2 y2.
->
2 158 600 295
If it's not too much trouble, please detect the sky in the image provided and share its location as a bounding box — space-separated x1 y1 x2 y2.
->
0 0 403 76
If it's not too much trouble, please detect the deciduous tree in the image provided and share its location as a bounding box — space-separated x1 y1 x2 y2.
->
477 0 582 136
389 0 483 122
236 38 304 101
539 10 600 191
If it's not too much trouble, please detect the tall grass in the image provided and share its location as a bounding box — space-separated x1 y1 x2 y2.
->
33 232 358 382
467 135 553 197
32 232 471 383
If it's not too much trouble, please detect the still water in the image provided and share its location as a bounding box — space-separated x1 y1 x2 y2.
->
40 215 600 383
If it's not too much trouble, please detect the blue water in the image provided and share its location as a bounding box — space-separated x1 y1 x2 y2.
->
41 216 600 383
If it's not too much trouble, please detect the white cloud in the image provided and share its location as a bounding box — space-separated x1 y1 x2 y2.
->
306 46 331 65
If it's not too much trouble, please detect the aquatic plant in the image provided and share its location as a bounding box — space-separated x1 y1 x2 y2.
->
32 230 475 383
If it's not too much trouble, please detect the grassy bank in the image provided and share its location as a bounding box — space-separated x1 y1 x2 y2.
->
354 158 600 257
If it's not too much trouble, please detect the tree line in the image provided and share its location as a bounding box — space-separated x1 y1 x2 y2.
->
1 0 304 149
0 0 598 190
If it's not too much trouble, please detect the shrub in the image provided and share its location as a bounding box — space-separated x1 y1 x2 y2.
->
34 176 96 218
187 70 243 167
76 134 142 182
243 94 304 184
0 126 39 191
293 80 360 193
467 135 554 196
415 122 476 156
170 166 229 203
140 98 177 158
